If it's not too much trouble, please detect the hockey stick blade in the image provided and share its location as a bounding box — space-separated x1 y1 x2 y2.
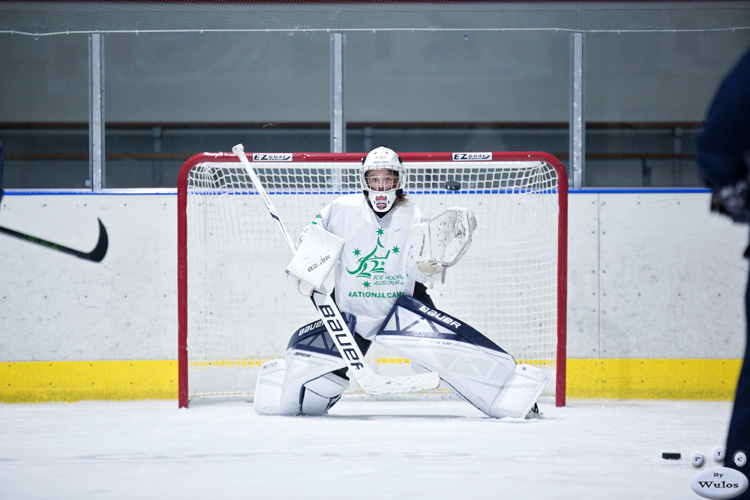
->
0 218 108 262
311 290 441 395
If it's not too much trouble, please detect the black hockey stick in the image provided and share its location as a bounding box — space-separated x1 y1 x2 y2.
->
0 218 108 262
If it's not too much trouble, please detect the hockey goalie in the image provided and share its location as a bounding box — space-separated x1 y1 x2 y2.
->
253 146 548 418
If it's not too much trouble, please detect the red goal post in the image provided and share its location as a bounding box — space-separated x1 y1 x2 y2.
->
178 151 567 408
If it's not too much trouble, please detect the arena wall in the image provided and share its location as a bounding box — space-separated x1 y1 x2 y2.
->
0 190 746 402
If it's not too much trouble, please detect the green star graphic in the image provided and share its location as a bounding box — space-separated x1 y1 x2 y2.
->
353 248 361 257
376 228 384 236
392 246 400 254
363 281 371 288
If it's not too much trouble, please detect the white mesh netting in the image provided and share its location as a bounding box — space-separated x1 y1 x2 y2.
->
179 153 566 404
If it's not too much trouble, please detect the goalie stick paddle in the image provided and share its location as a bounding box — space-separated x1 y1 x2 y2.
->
231 143 440 395
0 218 108 263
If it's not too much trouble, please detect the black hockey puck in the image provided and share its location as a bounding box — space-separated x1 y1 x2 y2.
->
662 452 681 460
445 180 461 191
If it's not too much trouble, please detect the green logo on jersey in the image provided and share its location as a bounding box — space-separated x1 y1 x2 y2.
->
347 228 391 278
346 228 404 294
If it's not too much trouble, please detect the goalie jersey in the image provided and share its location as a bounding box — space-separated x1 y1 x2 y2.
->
301 193 428 339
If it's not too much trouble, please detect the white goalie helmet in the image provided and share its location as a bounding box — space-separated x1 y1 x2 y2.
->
360 146 406 213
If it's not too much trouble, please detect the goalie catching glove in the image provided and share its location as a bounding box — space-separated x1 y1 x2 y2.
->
286 225 344 296
411 207 477 286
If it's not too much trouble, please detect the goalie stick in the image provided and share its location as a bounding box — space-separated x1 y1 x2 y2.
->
232 144 440 395
0 218 108 263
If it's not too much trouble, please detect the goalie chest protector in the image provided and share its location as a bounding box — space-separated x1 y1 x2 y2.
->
315 194 427 339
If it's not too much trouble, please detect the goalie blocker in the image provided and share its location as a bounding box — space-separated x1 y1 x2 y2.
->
285 224 344 296
255 295 547 419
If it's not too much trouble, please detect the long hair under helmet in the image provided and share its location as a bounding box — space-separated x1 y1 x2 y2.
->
360 146 406 213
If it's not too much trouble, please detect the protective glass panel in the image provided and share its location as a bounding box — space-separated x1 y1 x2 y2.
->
0 35 89 188
585 26 750 188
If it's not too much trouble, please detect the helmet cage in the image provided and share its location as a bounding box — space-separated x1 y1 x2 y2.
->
359 147 406 213
362 169 402 193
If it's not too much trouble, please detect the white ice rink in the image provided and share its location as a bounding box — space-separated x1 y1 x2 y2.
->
0 398 735 500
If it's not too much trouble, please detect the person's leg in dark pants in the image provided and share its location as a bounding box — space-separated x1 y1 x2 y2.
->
724 264 750 496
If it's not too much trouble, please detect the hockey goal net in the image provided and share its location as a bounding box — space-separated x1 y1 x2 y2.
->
178 151 567 408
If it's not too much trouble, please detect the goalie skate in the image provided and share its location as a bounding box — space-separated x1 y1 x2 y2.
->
525 403 544 420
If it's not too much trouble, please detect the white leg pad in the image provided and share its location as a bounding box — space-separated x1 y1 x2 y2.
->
299 372 350 415
489 364 549 419
254 359 287 415
373 295 548 419
279 349 347 416
374 333 517 416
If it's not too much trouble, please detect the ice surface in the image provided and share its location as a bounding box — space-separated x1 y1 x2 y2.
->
0 398 734 499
